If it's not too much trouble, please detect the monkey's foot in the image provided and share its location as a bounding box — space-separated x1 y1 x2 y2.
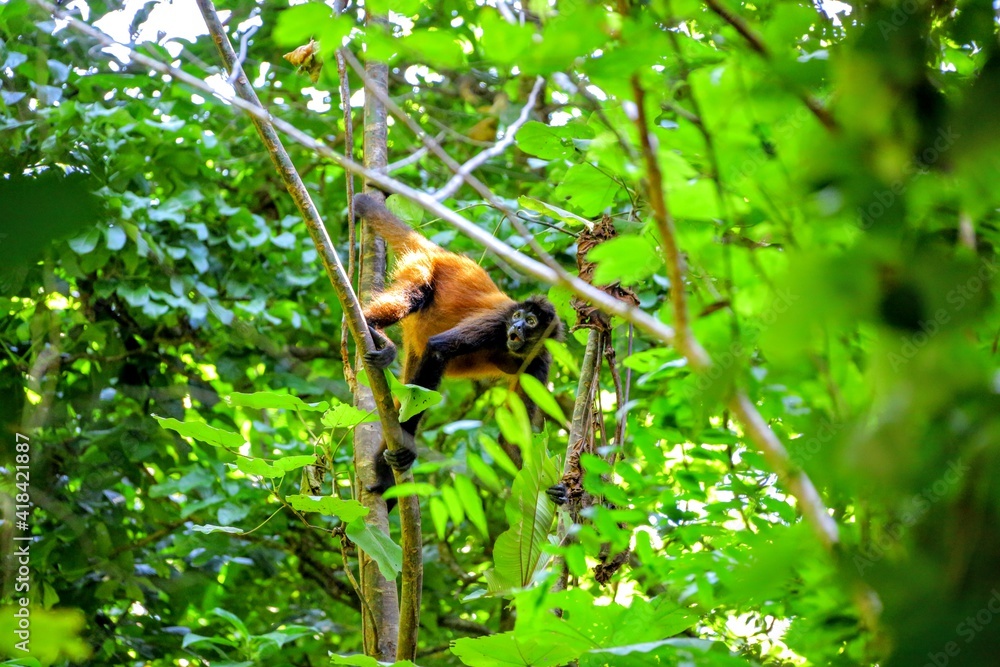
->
364 346 396 369
546 483 568 506
364 326 397 369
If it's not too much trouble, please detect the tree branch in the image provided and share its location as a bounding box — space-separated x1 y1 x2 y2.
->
433 78 543 201
629 75 837 545
702 0 837 132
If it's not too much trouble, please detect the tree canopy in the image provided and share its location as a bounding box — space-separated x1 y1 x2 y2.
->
2 0 1000 666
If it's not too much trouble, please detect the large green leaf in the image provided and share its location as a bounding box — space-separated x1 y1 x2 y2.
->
346 519 403 580
484 450 560 593
152 416 245 449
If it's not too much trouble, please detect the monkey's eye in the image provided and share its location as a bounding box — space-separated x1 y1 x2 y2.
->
513 310 523 320
526 314 538 327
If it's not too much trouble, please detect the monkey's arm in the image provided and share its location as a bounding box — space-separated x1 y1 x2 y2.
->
404 310 509 399
361 275 433 369
372 311 510 500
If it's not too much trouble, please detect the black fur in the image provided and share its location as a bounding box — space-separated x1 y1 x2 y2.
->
370 298 561 505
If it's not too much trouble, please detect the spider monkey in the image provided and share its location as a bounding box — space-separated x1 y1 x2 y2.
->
353 193 563 502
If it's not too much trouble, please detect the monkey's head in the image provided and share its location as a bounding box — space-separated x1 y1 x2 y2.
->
506 296 562 354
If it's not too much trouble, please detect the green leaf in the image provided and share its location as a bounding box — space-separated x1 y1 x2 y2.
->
272 5 336 46
479 12 533 65
226 390 330 412
152 416 245 449
519 196 593 228
478 434 519 477
455 475 490 538
466 451 504 493
429 496 449 541
68 227 101 254
105 225 126 250
588 234 663 286
286 494 369 522
3 51 28 70
190 524 243 535
365 0 422 15
330 653 416 667
181 633 238 649
440 483 465 526
346 518 402 580
525 5 610 74
323 402 378 429
545 339 578 375
484 451 560 592
386 371 443 422
519 374 567 424
272 455 317 473
387 196 423 225
552 163 620 216
496 405 530 456
668 179 720 220
381 482 438 499
452 631 582 667
211 608 249 639
236 457 284 478
400 30 465 69
117 284 150 307
515 121 580 160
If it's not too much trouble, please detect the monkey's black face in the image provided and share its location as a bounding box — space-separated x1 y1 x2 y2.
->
506 297 560 354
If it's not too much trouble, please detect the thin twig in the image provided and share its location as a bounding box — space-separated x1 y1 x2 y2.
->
335 1 357 391
227 23 258 86
629 68 881 630
703 0 836 132
434 82 541 200
388 143 433 172
630 76 709 369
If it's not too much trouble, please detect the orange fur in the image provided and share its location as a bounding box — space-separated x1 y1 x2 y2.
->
398 251 514 380
357 194 519 381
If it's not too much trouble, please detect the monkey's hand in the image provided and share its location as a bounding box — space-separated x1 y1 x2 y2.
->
546 483 568 506
384 442 417 472
365 327 397 369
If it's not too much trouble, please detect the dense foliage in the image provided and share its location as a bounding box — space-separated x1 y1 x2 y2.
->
3 0 1000 665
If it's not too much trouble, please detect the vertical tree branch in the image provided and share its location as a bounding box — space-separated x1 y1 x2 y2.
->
351 12 399 660
356 13 423 662
630 76 710 371
552 329 602 593
191 1 418 658
335 0 357 391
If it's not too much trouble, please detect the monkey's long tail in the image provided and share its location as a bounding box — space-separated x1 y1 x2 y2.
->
353 193 433 254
